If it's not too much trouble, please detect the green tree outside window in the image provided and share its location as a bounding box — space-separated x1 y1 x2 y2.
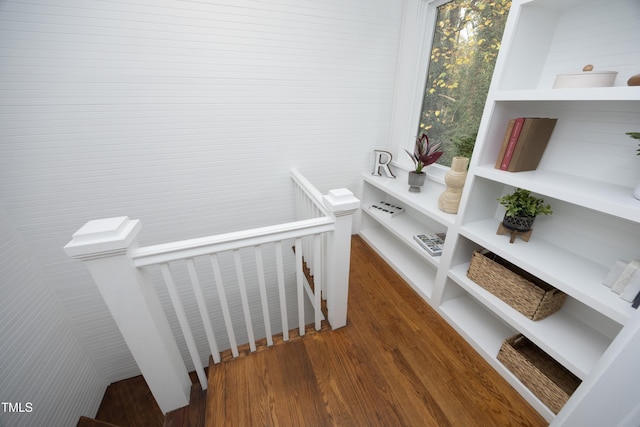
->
419 0 511 165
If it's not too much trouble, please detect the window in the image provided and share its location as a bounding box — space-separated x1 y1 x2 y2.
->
417 0 511 165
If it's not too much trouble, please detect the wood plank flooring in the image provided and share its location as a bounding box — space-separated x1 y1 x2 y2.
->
205 235 547 426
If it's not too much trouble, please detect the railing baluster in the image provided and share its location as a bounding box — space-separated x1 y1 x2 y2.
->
302 192 308 217
295 238 305 336
301 197 310 275
254 246 273 346
322 233 328 301
313 234 322 330
275 241 289 341
209 254 239 358
296 186 304 220
185 259 220 364
159 263 208 388
303 234 310 277
233 250 256 352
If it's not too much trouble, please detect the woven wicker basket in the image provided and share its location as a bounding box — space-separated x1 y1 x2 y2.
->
498 334 581 414
467 251 566 320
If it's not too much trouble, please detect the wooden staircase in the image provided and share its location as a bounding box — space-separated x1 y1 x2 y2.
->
76 371 208 427
163 382 207 427
77 416 121 427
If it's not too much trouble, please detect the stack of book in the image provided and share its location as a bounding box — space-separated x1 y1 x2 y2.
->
495 117 558 172
603 260 640 309
413 233 446 257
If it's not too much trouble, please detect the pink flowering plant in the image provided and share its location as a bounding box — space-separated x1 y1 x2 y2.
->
405 133 444 174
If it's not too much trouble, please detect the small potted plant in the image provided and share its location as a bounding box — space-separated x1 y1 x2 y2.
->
405 133 444 192
627 132 640 153
627 132 640 200
497 188 553 232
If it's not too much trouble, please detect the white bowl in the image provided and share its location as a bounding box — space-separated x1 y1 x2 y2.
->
553 71 618 88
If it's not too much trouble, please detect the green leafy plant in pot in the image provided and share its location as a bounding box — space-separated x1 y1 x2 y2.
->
497 188 553 232
626 132 640 155
405 133 444 193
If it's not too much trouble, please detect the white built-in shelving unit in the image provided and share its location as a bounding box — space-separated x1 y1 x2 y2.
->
361 171 455 300
360 0 640 422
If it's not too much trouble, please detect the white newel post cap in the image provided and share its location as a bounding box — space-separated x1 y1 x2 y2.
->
323 188 360 216
64 216 141 259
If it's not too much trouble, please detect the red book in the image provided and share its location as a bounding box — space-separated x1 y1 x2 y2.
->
495 119 516 169
500 117 525 170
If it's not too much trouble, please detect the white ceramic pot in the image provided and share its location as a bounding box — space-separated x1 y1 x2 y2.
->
553 71 618 88
408 171 426 193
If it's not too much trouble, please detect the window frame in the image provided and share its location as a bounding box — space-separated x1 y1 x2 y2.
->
388 0 452 181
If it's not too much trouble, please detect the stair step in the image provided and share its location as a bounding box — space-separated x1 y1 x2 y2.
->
76 416 121 427
218 321 331 363
163 383 206 427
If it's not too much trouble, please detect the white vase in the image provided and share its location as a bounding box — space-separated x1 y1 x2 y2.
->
438 156 469 213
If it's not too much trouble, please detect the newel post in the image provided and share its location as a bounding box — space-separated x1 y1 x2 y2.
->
323 188 360 329
64 217 191 414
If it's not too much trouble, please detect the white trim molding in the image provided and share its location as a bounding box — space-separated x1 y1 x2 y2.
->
388 0 450 167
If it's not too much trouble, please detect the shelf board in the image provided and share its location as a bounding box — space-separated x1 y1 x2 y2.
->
438 292 515 357
474 166 640 224
359 226 436 301
438 294 556 421
459 219 635 325
449 263 611 379
493 87 640 102
362 208 444 268
363 171 456 228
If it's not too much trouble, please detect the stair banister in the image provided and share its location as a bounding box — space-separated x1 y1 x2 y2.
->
130 217 334 267
63 171 360 414
64 217 191 414
290 168 330 217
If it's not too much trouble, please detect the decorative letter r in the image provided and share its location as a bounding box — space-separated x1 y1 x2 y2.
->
372 150 395 178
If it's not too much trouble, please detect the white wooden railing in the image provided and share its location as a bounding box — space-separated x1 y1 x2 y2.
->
64 169 359 414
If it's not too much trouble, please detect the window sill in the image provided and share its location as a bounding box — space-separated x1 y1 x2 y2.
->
391 161 447 185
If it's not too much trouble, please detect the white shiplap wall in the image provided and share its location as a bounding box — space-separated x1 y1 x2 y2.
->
0 208 106 427
0 0 404 419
